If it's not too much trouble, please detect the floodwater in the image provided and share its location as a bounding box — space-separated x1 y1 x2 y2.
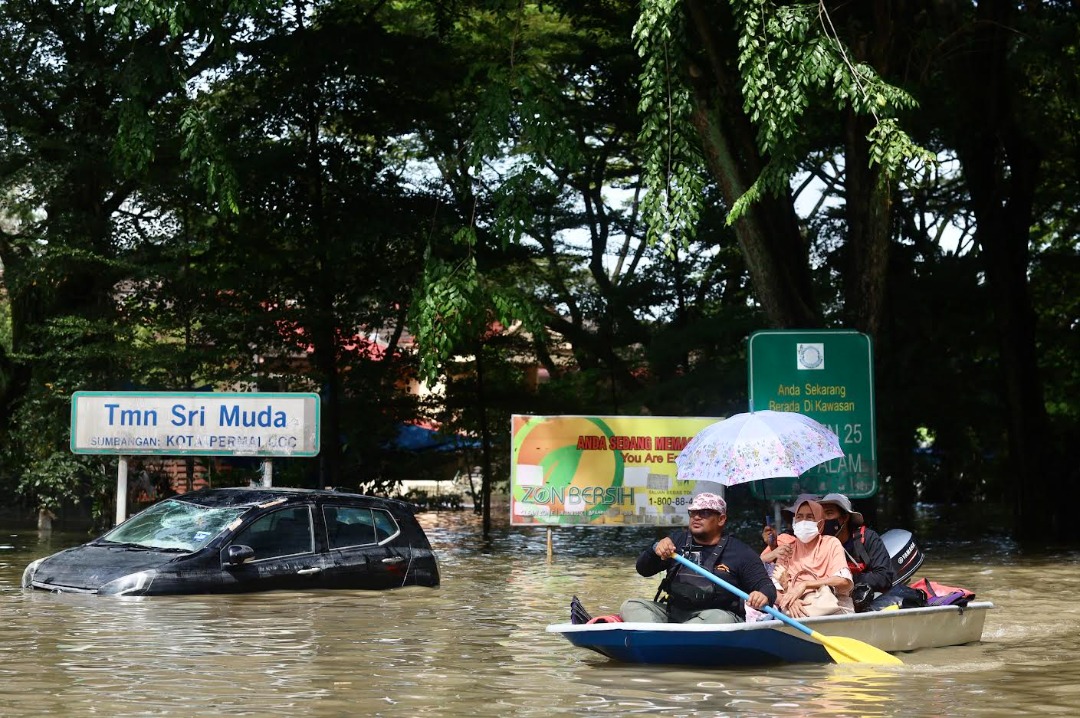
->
2 509 1079 717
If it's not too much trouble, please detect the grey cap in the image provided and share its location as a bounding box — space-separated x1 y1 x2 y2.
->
818 493 864 526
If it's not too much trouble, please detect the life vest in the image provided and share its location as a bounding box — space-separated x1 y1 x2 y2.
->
586 614 624 624
659 535 732 613
909 578 975 606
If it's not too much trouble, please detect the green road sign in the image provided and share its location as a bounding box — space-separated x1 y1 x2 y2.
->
747 330 876 500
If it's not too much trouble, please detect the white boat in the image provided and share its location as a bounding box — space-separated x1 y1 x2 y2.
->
548 602 994 666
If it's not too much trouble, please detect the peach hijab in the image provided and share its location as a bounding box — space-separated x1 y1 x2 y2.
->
777 499 850 594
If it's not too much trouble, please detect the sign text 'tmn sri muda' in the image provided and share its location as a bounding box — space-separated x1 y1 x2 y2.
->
71 391 321 457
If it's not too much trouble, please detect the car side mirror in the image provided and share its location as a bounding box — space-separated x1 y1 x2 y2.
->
224 544 255 568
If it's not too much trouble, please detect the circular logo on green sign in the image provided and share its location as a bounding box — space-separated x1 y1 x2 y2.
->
798 344 823 369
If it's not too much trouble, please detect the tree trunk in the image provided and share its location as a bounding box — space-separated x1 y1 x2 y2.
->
685 0 820 329
843 114 894 337
315 335 343 488
947 0 1054 540
476 341 493 537
963 145 1050 539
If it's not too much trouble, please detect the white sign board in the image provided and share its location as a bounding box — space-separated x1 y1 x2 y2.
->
71 391 321 457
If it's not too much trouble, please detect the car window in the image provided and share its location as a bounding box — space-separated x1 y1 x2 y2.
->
234 506 314 560
372 509 400 542
325 507 376 548
325 506 400 549
102 499 248 552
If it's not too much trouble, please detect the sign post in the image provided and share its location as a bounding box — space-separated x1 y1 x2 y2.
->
71 391 320 523
747 330 876 500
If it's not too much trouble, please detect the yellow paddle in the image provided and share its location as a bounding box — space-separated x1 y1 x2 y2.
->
671 554 902 665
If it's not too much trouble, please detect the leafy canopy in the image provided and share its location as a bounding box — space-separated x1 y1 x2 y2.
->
634 0 936 237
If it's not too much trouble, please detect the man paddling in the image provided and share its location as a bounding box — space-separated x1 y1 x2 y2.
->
620 493 775 623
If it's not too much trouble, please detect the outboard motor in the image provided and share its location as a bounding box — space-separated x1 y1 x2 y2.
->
880 528 925 586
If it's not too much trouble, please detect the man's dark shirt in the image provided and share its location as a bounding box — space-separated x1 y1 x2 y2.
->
843 525 894 593
636 530 776 618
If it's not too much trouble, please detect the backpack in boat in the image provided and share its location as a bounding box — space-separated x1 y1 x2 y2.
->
868 584 928 611
909 578 975 607
850 582 875 612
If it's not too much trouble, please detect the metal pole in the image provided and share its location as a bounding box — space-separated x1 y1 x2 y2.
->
115 456 129 526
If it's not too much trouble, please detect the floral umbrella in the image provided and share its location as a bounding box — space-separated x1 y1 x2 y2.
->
674 410 843 486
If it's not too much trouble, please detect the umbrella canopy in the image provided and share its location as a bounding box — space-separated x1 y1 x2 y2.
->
675 410 843 487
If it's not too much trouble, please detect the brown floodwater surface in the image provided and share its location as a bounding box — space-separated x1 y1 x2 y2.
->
2 510 1079 717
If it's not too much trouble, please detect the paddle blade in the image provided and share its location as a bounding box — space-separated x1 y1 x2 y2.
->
811 630 904 665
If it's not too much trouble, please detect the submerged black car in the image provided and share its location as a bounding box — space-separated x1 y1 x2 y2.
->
22 487 440 596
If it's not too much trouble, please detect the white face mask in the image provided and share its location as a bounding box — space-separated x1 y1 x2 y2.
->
793 520 820 543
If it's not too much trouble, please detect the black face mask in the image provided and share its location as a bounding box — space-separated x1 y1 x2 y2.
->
823 518 845 536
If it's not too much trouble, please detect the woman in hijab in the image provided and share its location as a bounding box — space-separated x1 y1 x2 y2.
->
773 499 854 618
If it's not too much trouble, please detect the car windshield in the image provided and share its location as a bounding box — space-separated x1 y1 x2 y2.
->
101 499 249 552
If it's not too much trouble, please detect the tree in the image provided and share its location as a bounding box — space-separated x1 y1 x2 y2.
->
632 0 1079 539
635 0 935 333
913 0 1076 539
0 0 282 513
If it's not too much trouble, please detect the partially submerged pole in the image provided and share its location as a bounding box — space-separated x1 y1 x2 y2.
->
115 455 129 526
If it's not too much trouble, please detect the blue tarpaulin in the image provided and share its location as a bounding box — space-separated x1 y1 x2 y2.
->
389 424 481 453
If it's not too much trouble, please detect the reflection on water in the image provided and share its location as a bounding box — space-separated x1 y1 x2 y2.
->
2 509 1080 716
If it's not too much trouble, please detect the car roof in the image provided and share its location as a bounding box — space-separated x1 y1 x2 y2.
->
167 487 417 513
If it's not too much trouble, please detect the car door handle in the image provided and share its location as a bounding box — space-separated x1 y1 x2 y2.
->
381 557 405 565
296 567 322 575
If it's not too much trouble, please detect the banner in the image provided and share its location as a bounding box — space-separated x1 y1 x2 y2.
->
510 415 721 527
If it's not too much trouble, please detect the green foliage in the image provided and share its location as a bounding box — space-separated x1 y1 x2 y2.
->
84 0 271 38
4 375 103 513
396 487 464 511
413 2 620 385
635 0 938 232
866 119 936 182
0 0 1076 536
488 167 549 246
180 105 241 214
113 99 157 176
410 229 546 384
85 0 192 36
1032 240 1080 425
16 450 96 514
726 0 936 219
633 0 706 244
86 0 279 212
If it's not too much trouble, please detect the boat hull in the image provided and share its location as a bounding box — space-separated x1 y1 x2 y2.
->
547 601 993 666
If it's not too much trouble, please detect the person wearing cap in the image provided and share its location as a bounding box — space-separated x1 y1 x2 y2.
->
619 492 776 624
817 493 894 598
